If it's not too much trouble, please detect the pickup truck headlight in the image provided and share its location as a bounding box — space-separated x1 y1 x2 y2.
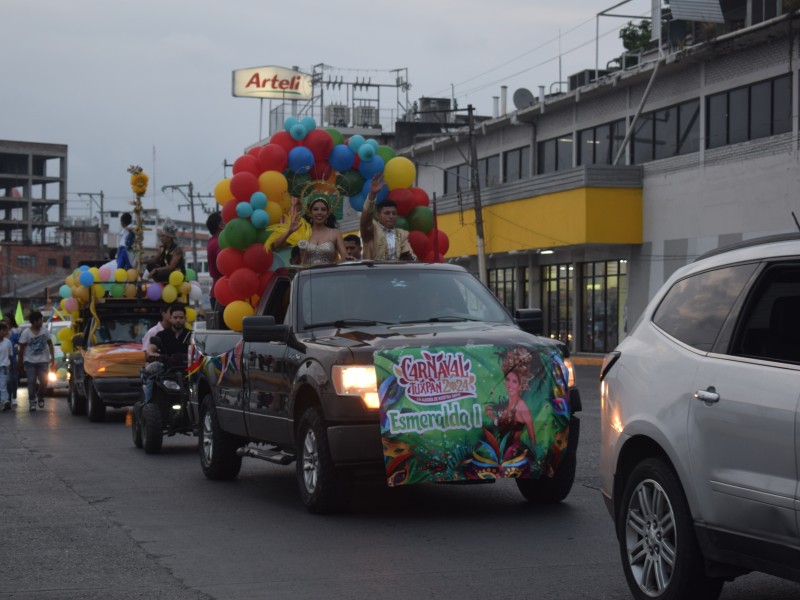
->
331 366 379 410
48 371 57 383
563 357 576 388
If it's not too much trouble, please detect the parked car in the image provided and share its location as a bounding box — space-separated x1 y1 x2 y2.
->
600 233 800 600
46 320 71 394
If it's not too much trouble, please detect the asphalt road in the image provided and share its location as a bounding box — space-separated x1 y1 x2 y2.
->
1 366 797 600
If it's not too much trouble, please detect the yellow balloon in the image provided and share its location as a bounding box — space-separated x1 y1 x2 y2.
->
92 283 106 298
279 191 293 214
162 285 178 303
265 201 283 227
168 271 185 287
185 307 197 322
61 340 73 354
223 300 254 332
114 268 127 283
89 267 100 282
258 171 288 203
126 269 138 283
124 283 138 298
215 178 235 206
186 322 193 331
65 275 74 287
57 327 71 341
179 281 192 295
383 157 416 190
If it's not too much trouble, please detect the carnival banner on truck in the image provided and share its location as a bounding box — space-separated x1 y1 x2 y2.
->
375 344 571 487
232 66 313 99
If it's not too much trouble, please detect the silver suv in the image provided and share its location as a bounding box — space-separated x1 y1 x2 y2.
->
600 233 800 600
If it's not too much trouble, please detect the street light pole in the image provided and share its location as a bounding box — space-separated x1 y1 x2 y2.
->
467 105 488 284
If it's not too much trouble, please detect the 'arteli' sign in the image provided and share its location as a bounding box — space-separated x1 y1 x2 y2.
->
232 66 313 99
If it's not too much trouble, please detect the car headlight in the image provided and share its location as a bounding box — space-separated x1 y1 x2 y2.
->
47 371 57 383
163 380 181 391
331 366 379 409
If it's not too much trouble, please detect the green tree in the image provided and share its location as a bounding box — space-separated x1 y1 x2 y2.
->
619 19 652 52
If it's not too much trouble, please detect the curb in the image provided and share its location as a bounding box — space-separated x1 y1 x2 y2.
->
571 354 604 366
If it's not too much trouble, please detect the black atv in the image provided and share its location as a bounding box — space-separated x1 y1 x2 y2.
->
132 354 194 454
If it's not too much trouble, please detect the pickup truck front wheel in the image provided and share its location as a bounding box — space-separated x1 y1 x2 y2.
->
68 379 86 416
296 407 352 514
515 416 579 504
199 397 242 480
87 383 106 423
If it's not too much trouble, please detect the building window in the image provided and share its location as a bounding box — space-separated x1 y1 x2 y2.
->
444 163 470 194
632 99 699 163
503 146 531 182
751 0 784 25
488 267 518 313
17 255 36 269
578 120 626 166
478 155 500 188
542 263 574 351
537 135 573 174
62 255 71 269
580 260 627 353
47 258 57 266
706 74 792 149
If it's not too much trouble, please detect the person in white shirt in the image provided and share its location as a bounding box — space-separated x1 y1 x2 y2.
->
142 304 170 351
18 311 55 412
0 321 12 411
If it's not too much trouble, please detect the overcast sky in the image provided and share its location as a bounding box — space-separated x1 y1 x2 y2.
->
4 0 652 224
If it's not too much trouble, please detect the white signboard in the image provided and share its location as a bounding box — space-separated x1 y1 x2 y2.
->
232 66 313 100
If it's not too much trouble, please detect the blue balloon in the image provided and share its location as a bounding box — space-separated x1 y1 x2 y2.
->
59 284 72 299
358 155 385 180
250 191 267 210
347 135 365 152
376 183 390 203
284 116 299 132
349 194 366 212
358 144 375 161
288 146 315 174
78 265 90 271
300 116 316 131
329 144 355 172
251 208 270 228
290 123 308 141
79 271 95 287
236 202 254 219
366 139 379 150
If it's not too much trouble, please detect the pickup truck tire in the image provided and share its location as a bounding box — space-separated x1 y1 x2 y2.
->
68 379 86 416
296 407 353 514
87 383 106 423
515 416 579 504
142 403 163 454
131 404 143 448
199 397 242 480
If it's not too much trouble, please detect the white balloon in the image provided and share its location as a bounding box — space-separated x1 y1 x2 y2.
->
189 285 202 301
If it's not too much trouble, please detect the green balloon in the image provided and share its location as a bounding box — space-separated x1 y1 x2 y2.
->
225 218 257 250
395 216 410 231
257 229 270 244
376 145 396 164
185 268 197 282
407 206 434 233
218 227 230 249
336 169 365 197
326 128 344 146
110 283 124 298
288 171 312 197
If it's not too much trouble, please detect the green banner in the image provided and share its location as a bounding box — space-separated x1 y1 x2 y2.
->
375 344 571 487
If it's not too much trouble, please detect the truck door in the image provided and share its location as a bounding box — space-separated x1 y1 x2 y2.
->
242 278 295 445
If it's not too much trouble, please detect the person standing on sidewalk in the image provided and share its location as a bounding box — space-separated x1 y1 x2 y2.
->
0 321 11 411
17 310 54 411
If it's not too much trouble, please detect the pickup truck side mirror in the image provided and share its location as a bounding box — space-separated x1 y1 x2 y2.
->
514 308 543 336
242 316 289 343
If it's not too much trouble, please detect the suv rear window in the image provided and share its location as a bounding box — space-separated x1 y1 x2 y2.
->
652 263 757 351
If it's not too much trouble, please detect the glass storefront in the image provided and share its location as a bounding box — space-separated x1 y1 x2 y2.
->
580 260 627 353
542 264 574 351
488 267 526 313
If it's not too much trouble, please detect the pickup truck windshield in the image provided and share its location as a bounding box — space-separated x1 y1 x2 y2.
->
90 315 158 345
299 268 512 328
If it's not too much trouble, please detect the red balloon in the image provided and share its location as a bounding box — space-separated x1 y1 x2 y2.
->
233 154 261 177
243 243 274 273
258 144 288 173
247 146 262 158
216 247 245 276
230 172 259 200
213 277 236 306
427 228 449 256
409 187 430 208
310 160 331 180
229 267 259 300
221 199 240 223
408 230 430 259
303 129 334 161
388 188 414 217
270 131 298 154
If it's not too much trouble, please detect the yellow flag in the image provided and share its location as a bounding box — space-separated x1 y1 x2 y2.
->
15 301 24 325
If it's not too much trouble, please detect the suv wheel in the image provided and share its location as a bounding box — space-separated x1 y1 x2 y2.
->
141 403 163 454
131 403 143 448
618 458 724 600
87 383 105 422
199 396 242 480
68 379 86 416
516 416 579 503
296 407 352 514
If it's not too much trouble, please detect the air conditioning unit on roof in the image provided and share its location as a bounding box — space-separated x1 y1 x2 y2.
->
353 106 379 128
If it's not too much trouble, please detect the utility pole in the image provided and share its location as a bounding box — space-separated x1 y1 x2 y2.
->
467 105 487 285
161 182 198 272
77 191 105 256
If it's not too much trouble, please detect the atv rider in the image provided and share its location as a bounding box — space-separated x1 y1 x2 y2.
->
143 303 191 403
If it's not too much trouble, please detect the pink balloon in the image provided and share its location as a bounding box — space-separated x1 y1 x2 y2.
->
63 297 78 313
98 267 111 282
